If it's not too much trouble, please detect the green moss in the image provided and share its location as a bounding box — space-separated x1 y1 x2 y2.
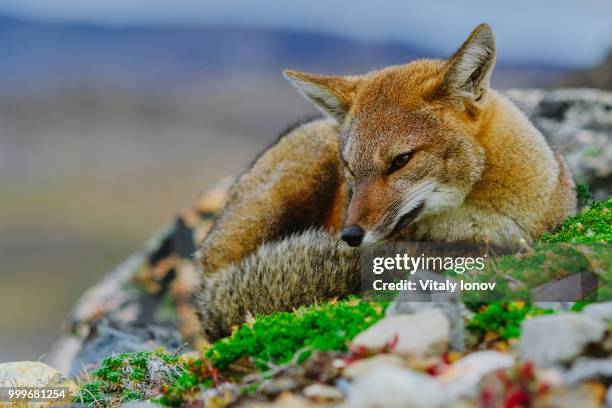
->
74 350 185 407
158 298 386 406
467 302 553 340
77 380 105 405
540 198 611 244
121 389 143 402
206 298 386 370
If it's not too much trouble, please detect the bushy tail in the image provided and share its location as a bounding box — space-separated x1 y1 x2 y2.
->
196 229 360 341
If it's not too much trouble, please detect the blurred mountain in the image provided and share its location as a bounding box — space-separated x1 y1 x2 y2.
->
0 14 568 94
561 49 612 91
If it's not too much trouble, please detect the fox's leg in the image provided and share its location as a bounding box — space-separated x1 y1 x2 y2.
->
196 229 360 341
199 118 349 273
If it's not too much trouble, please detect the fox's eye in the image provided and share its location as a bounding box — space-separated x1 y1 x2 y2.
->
387 153 412 174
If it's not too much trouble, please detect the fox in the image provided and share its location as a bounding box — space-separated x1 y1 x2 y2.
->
195 24 576 341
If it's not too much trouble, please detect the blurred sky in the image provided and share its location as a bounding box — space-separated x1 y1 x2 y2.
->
0 0 611 67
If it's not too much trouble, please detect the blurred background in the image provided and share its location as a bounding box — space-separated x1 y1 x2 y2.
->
0 0 611 362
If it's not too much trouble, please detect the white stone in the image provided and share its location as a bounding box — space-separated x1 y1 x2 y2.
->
344 366 446 408
302 383 344 401
0 361 74 388
342 354 405 380
437 351 515 398
0 361 77 407
351 309 450 357
520 313 606 366
565 357 612 385
583 302 612 322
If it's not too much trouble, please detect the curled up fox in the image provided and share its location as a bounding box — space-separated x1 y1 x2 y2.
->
195 24 576 340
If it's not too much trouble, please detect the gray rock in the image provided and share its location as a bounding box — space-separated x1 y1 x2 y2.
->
344 366 446 408
506 88 612 198
565 357 612 385
520 313 607 366
583 302 612 322
121 402 159 408
387 271 464 351
71 318 186 376
352 309 450 357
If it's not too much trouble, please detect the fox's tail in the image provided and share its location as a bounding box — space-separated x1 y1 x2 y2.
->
195 229 360 341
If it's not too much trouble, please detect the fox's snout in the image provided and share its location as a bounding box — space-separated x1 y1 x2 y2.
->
340 225 365 247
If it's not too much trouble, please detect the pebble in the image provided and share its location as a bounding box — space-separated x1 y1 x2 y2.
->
437 351 515 398
387 271 464 351
583 302 612 322
344 366 446 408
351 309 450 357
342 354 405 380
519 313 606 366
302 383 344 401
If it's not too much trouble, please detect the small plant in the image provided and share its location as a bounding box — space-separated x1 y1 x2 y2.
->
467 302 553 340
74 349 186 407
576 183 594 208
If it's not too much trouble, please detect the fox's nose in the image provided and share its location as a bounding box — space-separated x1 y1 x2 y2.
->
341 225 365 247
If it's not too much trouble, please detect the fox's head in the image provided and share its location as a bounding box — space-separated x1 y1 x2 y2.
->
284 24 496 246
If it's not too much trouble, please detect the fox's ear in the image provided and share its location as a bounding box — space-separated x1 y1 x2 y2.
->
283 69 358 122
440 23 496 104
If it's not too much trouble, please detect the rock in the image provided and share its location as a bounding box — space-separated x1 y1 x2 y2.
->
122 402 160 408
607 385 612 408
520 313 607 366
0 361 78 406
261 377 298 396
196 383 240 407
534 383 607 408
70 318 186 376
302 383 344 402
564 357 612 385
249 393 313 408
437 351 515 398
0 361 76 389
387 271 465 351
342 354 405 380
344 366 446 408
505 88 612 199
583 302 612 322
351 309 450 358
